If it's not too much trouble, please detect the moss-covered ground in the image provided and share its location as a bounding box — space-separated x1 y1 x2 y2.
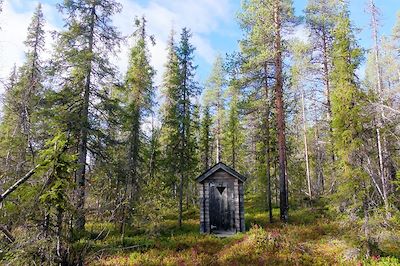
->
80 196 400 265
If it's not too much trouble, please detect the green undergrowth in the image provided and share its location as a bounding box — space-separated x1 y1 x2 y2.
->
80 196 400 265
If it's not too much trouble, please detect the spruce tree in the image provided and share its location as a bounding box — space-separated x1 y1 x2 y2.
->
50 0 122 231
122 16 155 217
160 30 181 204
176 27 200 226
331 3 368 218
0 4 45 175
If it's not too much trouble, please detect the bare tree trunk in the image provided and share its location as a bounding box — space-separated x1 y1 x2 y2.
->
56 207 64 264
216 84 222 163
363 195 371 258
128 108 140 204
314 113 324 194
320 25 337 195
216 125 221 164
274 158 278 206
186 182 189 210
266 106 273 223
178 172 184 227
274 0 288 222
264 65 273 223
301 89 312 200
232 111 237 168
369 0 390 218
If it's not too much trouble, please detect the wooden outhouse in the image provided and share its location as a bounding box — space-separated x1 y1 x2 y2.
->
196 162 246 234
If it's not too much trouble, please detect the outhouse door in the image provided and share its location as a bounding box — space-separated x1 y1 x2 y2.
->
209 181 234 231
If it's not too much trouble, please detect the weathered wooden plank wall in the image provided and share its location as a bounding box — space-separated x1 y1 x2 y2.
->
239 182 245 232
198 168 245 233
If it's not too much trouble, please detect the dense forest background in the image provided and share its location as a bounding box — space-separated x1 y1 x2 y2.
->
0 0 399 265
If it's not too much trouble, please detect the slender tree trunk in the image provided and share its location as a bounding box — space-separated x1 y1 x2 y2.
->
216 123 221 164
178 171 184 227
56 207 64 264
205 133 210 171
301 89 312 200
231 107 237 168
370 0 390 218
322 28 333 150
320 26 337 195
314 113 324 194
179 60 188 228
216 86 222 163
128 107 140 204
363 195 371 258
264 65 273 223
274 0 288 222
75 4 96 231
25 13 42 165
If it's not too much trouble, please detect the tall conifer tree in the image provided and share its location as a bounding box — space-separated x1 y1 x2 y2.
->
160 30 181 204
123 16 155 210
205 55 226 163
0 3 45 178
51 0 122 230
176 28 200 226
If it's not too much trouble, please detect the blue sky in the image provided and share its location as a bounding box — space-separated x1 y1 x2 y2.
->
1 0 400 91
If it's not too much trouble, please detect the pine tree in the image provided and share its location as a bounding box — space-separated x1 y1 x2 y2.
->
305 0 338 193
239 0 294 222
305 0 336 124
205 54 226 163
238 0 276 221
224 53 244 170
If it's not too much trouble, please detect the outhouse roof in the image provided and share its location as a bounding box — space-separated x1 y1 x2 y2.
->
195 162 247 183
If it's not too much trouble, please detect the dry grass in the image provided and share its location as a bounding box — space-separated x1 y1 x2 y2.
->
83 198 399 266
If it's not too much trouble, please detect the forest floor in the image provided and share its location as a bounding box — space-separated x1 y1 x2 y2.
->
81 196 400 266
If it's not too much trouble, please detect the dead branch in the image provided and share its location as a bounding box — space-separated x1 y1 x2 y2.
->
0 164 41 203
0 224 15 243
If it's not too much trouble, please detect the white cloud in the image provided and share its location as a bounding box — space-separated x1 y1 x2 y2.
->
0 0 234 98
0 1 59 93
0 1 31 84
114 0 233 86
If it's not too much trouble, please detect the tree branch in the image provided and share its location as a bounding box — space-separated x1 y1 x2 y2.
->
0 164 41 203
0 224 15 243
